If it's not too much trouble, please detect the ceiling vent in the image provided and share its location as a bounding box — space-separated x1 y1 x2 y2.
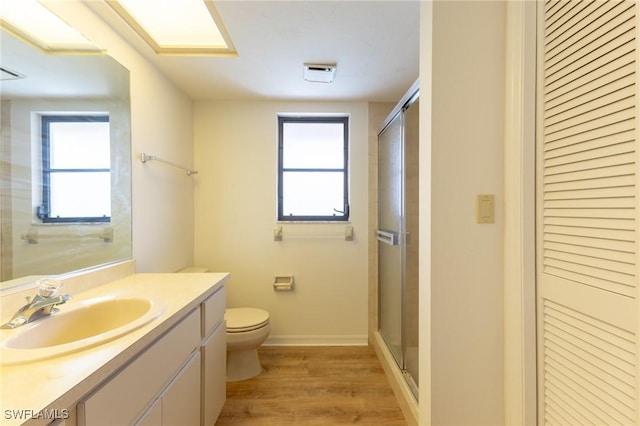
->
0 67 26 81
303 63 336 83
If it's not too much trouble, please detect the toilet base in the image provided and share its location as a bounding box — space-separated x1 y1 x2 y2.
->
226 347 263 382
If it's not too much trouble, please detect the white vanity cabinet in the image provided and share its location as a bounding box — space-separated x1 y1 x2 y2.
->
76 285 227 426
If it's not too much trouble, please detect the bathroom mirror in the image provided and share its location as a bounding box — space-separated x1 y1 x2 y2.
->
0 30 132 290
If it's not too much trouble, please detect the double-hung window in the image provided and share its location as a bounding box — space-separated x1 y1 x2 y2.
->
277 116 349 221
38 115 111 223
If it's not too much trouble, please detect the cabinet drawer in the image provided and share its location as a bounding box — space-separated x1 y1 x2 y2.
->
78 308 201 426
202 286 226 337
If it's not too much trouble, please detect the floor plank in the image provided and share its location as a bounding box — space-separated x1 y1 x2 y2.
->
215 346 408 425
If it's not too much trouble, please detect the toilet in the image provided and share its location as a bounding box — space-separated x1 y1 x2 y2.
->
224 307 271 382
178 267 271 382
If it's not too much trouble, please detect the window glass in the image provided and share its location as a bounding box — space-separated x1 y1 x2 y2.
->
49 172 111 218
282 171 345 217
282 122 345 169
49 121 110 169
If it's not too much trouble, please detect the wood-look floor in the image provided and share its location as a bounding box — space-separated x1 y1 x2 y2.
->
215 346 408 425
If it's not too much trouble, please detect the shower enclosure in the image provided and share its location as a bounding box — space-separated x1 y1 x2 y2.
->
377 81 419 399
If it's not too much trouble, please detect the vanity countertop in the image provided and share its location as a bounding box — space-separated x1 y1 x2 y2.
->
0 272 228 426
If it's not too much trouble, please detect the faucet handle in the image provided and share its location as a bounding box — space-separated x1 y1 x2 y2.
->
37 278 63 298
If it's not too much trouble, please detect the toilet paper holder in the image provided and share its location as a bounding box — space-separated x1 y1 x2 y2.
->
273 275 294 291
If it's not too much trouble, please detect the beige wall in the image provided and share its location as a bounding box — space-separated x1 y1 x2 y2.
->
193 101 369 343
50 2 195 273
421 1 506 425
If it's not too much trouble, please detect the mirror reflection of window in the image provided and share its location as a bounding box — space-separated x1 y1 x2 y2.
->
38 115 111 223
0 28 132 285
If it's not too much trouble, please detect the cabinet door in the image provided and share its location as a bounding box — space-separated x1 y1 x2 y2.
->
136 400 161 426
202 322 226 425
162 351 201 426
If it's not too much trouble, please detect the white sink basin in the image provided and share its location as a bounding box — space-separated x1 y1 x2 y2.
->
1 296 165 365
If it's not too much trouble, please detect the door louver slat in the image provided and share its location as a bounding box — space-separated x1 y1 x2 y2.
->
544 232 635 254
544 162 635 183
545 130 634 159
545 3 635 76
543 207 636 219
545 55 635 111
546 2 633 68
545 38 635 94
545 174 635 192
545 1 605 47
544 97 635 135
544 241 635 264
545 151 635 175
544 120 635 151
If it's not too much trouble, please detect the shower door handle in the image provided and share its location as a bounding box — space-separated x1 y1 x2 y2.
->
376 229 399 246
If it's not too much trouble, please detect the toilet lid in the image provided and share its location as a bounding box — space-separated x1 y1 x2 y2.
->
225 308 270 332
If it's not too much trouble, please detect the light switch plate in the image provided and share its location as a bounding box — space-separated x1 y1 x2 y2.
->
476 194 495 224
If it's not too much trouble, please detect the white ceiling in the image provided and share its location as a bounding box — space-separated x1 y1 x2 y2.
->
96 0 421 102
0 1 420 103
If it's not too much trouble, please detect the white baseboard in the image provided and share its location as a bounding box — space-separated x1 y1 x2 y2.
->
265 334 368 346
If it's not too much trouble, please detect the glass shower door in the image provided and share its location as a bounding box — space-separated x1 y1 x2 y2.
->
377 111 404 365
377 90 419 400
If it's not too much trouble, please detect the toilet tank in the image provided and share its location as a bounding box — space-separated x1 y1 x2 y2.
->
179 266 209 273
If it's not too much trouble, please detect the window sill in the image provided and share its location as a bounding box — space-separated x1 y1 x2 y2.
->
276 221 351 224
30 222 112 227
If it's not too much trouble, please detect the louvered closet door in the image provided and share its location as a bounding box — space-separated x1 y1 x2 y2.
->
537 1 640 425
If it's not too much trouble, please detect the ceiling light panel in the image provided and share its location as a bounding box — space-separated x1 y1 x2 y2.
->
0 0 101 53
107 0 236 55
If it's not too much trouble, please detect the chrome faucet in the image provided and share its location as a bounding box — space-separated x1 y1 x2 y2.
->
1 279 71 329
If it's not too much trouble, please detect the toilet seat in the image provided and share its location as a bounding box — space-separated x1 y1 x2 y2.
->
225 308 270 333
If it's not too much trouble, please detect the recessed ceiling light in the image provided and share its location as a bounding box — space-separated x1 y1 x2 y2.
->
106 0 236 56
0 0 101 53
